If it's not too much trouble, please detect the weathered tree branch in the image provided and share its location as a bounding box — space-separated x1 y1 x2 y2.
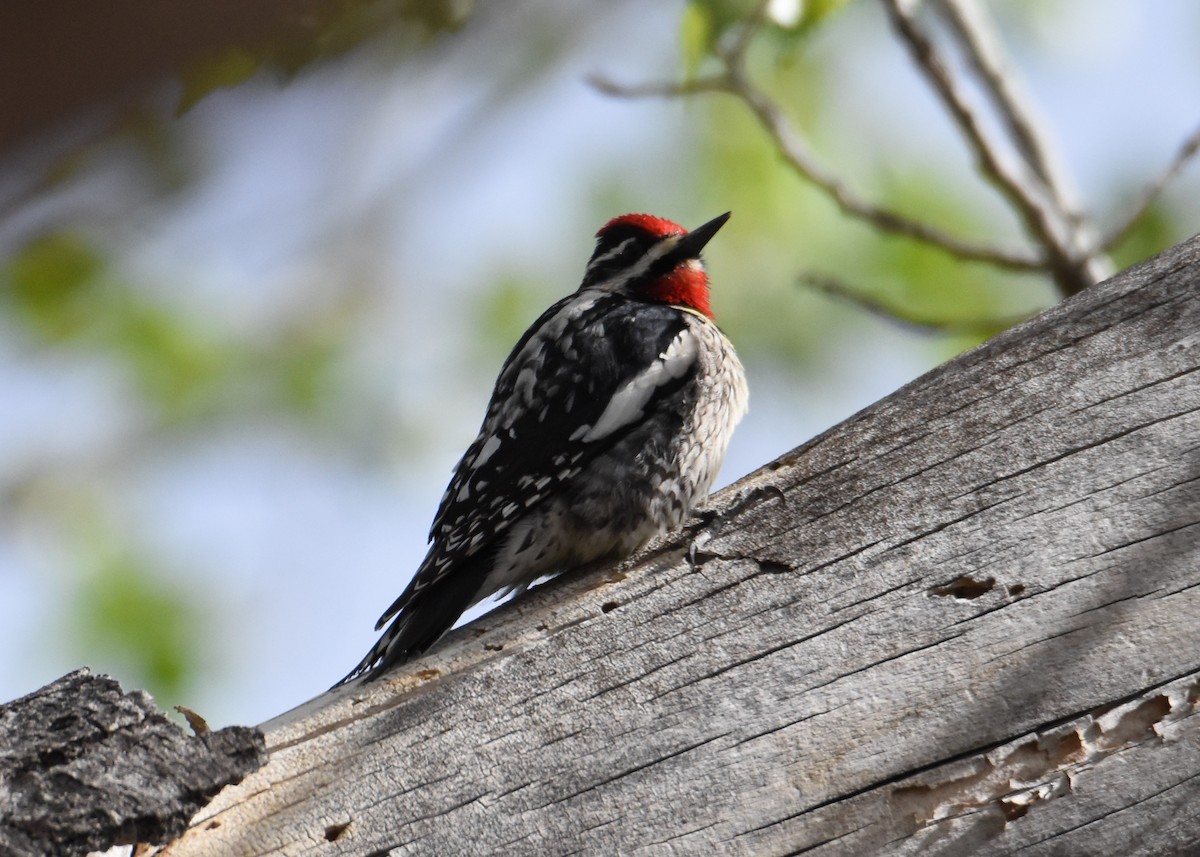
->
144 233 1200 855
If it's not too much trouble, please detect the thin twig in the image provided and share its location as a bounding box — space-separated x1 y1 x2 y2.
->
936 0 1065 196
882 0 1095 296
934 0 1112 283
1102 122 1200 252
591 16 1044 272
726 1 1042 270
799 270 1034 335
724 0 772 63
588 75 726 99
719 68 1042 271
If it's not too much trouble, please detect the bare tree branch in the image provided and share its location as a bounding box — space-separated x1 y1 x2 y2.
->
1102 122 1200 252
934 0 1112 284
591 11 1045 274
587 75 725 100
715 68 1042 271
723 0 772 63
798 270 1035 335
597 0 1194 303
935 0 1069 199
881 0 1100 297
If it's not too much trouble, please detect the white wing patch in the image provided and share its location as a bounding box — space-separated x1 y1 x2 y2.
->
474 434 503 468
580 329 697 443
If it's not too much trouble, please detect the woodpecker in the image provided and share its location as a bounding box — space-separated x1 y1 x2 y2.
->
339 211 747 684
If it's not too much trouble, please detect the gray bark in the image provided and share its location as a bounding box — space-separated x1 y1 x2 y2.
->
70 235 1200 854
0 669 264 857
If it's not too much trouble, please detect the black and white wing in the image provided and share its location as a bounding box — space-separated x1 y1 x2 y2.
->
336 291 703 683
378 292 699 628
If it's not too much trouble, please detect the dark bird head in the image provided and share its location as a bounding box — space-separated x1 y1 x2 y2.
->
582 211 731 318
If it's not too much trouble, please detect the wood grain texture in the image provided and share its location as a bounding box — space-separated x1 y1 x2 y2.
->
162 235 1200 857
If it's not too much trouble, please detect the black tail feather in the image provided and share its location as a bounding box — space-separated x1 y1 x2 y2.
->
334 551 492 687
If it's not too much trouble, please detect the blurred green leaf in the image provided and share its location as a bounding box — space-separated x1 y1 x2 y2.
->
795 0 853 33
278 0 474 74
473 276 548 362
682 0 759 66
275 323 344 415
681 3 714 76
873 255 1034 355
863 172 1050 352
0 233 104 342
174 0 477 113
0 233 372 428
683 0 853 72
178 48 262 115
73 545 205 701
111 300 236 424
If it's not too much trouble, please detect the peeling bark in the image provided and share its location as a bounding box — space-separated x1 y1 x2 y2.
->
0 670 265 857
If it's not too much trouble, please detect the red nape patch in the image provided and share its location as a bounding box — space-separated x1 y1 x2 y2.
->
644 262 713 318
598 213 685 239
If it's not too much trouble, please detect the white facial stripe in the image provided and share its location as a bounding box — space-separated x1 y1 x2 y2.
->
589 234 681 292
581 329 697 443
586 237 636 271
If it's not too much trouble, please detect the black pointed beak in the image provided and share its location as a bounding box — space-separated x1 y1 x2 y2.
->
672 211 731 261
